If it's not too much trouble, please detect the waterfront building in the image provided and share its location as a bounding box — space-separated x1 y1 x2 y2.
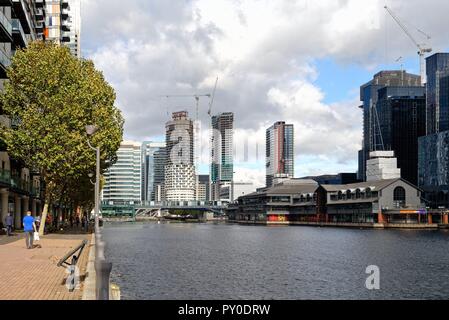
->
425 53 449 135
228 179 319 222
164 111 196 202
416 53 449 210
228 178 427 225
418 131 449 210
211 112 234 203
102 141 142 205
0 0 47 229
357 71 422 181
266 121 294 187
375 86 426 185
45 0 81 57
141 141 166 203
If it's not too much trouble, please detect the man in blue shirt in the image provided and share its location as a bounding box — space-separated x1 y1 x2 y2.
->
23 211 36 249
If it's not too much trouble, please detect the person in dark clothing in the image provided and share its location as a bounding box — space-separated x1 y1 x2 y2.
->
5 213 13 236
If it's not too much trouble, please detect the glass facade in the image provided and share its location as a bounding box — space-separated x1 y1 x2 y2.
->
358 71 422 181
418 131 449 208
426 53 449 135
376 86 426 185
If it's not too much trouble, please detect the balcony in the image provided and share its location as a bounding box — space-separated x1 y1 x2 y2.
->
0 9 12 42
12 19 27 47
0 48 11 78
0 168 43 197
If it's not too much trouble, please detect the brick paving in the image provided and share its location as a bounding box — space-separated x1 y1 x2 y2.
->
0 233 92 300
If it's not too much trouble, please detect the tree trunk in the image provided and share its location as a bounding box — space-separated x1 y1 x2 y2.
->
38 202 49 236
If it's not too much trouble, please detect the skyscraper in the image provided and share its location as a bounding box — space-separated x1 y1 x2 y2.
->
152 146 167 202
45 0 81 57
164 111 196 202
425 53 449 135
211 112 234 202
418 53 449 209
266 122 294 187
358 70 422 181
375 86 426 185
141 141 166 203
102 141 142 204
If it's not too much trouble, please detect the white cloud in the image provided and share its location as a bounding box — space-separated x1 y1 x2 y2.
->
81 0 449 187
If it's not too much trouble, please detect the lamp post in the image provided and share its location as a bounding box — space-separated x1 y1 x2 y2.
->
85 124 111 300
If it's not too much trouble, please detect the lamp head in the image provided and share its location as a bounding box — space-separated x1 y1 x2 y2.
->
88 173 94 178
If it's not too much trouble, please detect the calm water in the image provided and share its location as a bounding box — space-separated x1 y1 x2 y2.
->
103 222 449 300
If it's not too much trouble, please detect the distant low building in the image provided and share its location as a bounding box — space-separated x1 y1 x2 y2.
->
228 178 430 225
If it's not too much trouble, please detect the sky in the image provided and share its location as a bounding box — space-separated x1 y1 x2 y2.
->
80 0 449 188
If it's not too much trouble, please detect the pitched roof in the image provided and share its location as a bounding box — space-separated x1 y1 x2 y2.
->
320 178 411 192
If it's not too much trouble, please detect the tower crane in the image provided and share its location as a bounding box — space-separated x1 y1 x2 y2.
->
384 5 432 85
161 94 211 121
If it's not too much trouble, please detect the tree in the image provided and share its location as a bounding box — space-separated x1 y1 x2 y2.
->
0 41 124 235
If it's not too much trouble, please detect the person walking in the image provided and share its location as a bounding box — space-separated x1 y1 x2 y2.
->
5 213 13 236
23 211 36 249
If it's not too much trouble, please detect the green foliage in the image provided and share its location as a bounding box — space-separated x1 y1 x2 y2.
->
0 41 123 206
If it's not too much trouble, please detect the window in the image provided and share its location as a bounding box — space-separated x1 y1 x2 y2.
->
394 186 406 204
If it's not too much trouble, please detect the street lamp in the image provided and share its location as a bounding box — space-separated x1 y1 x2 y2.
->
85 124 112 300
86 125 100 232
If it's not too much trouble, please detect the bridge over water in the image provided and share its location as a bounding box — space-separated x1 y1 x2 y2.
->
101 201 228 218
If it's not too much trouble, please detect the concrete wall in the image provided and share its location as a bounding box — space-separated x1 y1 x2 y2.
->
379 180 422 210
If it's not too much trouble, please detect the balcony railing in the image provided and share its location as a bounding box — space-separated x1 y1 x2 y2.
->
0 168 43 198
12 18 27 46
0 9 12 36
0 48 11 69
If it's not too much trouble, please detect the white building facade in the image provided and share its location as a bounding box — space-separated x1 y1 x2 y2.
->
102 141 142 204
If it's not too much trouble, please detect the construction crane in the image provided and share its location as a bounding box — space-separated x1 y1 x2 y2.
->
207 77 219 118
161 94 211 121
384 5 432 85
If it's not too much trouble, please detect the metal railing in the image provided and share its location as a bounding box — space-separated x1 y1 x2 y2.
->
0 10 12 36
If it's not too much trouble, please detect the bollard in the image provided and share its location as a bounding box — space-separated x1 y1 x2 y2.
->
95 259 113 300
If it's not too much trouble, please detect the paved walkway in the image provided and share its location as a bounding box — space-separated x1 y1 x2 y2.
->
0 233 92 300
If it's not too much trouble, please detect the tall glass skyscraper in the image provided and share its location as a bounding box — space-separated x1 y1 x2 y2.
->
266 122 294 187
426 53 449 135
211 112 234 202
357 71 422 181
376 86 426 185
141 141 166 202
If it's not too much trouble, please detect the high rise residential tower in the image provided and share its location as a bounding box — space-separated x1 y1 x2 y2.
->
102 141 142 204
1 0 48 229
211 112 234 202
45 0 80 57
266 122 294 187
164 111 196 202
